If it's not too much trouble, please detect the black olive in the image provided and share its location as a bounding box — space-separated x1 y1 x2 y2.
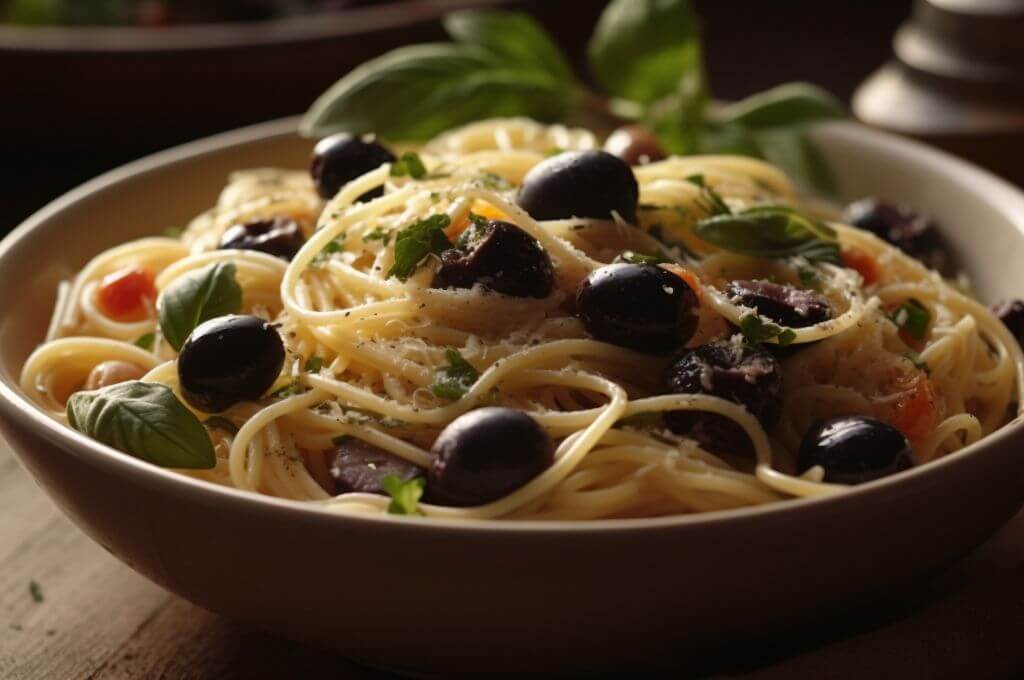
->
577 263 699 354
432 220 554 298
177 315 285 413
328 436 424 495
663 341 783 454
726 279 831 328
604 126 667 166
992 299 1024 347
428 407 552 507
218 217 306 261
843 198 951 274
517 150 639 223
797 416 913 484
310 133 396 202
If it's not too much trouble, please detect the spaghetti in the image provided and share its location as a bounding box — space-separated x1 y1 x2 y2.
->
20 118 1024 520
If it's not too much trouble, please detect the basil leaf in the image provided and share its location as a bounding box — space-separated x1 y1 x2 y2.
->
755 126 840 199
157 262 242 351
387 214 452 281
739 314 797 348
430 349 480 400
443 9 573 84
133 332 155 351
66 381 215 469
381 475 425 516
390 152 427 179
695 206 840 264
300 43 575 141
588 0 703 107
890 299 931 341
720 82 845 130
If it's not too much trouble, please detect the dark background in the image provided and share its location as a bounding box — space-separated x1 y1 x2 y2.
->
0 0 912 234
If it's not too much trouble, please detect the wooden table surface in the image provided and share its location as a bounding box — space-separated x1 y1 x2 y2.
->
3 438 1024 679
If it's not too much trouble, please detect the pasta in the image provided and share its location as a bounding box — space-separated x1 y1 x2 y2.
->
20 118 1024 521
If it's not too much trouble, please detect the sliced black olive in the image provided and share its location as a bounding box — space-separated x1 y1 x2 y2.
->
432 220 554 298
797 415 913 484
843 198 951 274
604 126 666 166
218 216 305 261
177 315 285 413
992 299 1024 347
328 436 424 495
577 263 699 354
428 407 552 507
663 341 783 453
517 150 639 223
726 279 831 328
310 133 396 202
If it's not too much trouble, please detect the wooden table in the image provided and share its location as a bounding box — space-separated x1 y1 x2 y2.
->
3 438 1024 679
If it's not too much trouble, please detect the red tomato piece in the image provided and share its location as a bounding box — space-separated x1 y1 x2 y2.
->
841 248 879 286
97 266 157 322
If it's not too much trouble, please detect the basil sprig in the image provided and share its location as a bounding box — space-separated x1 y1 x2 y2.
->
301 0 845 196
695 206 841 264
158 262 243 351
430 349 480 400
67 381 215 469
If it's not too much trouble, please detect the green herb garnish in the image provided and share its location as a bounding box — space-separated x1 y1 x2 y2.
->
387 214 452 281
301 1 844 196
381 475 425 516
696 205 840 264
890 299 931 341
739 314 797 348
684 174 730 216
363 227 391 246
269 379 302 399
66 381 216 469
133 332 155 351
430 349 480 400
390 151 428 179
305 357 324 373
157 262 242 351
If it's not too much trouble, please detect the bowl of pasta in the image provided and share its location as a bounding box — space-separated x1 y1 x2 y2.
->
1 113 1023 673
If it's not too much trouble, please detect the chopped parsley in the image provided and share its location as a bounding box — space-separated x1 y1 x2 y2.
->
739 313 797 348
387 214 452 281
476 172 512 191
133 332 155 351
305 356 324 373
312 237 345 266
28 580 43 604
429 349 480 400
389 151 428 179
890 299 930 341
269 379 302 399
363 227 391 246
381 475 425 516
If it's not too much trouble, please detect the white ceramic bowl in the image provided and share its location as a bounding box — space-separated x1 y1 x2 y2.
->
1 119 1023 674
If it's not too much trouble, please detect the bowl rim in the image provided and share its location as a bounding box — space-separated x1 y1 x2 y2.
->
2 115 1024 535
0 0 505 53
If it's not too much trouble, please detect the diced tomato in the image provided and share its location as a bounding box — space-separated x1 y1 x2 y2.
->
886 374 937 449
97 266 156 322
841 248 879 286
659 263 703 302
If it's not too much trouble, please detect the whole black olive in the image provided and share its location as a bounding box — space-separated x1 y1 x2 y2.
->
219 217 306 261
328 436 424 495
726 279 831 328
797 416 913 485
428 407 552 507
663 341 783 454
310 133 396 202
517 150 639 223
604 126 667 166
577 263 699 354
843 198 951 274
178 315 285 413
992 299 1024 347
432 220 554 298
